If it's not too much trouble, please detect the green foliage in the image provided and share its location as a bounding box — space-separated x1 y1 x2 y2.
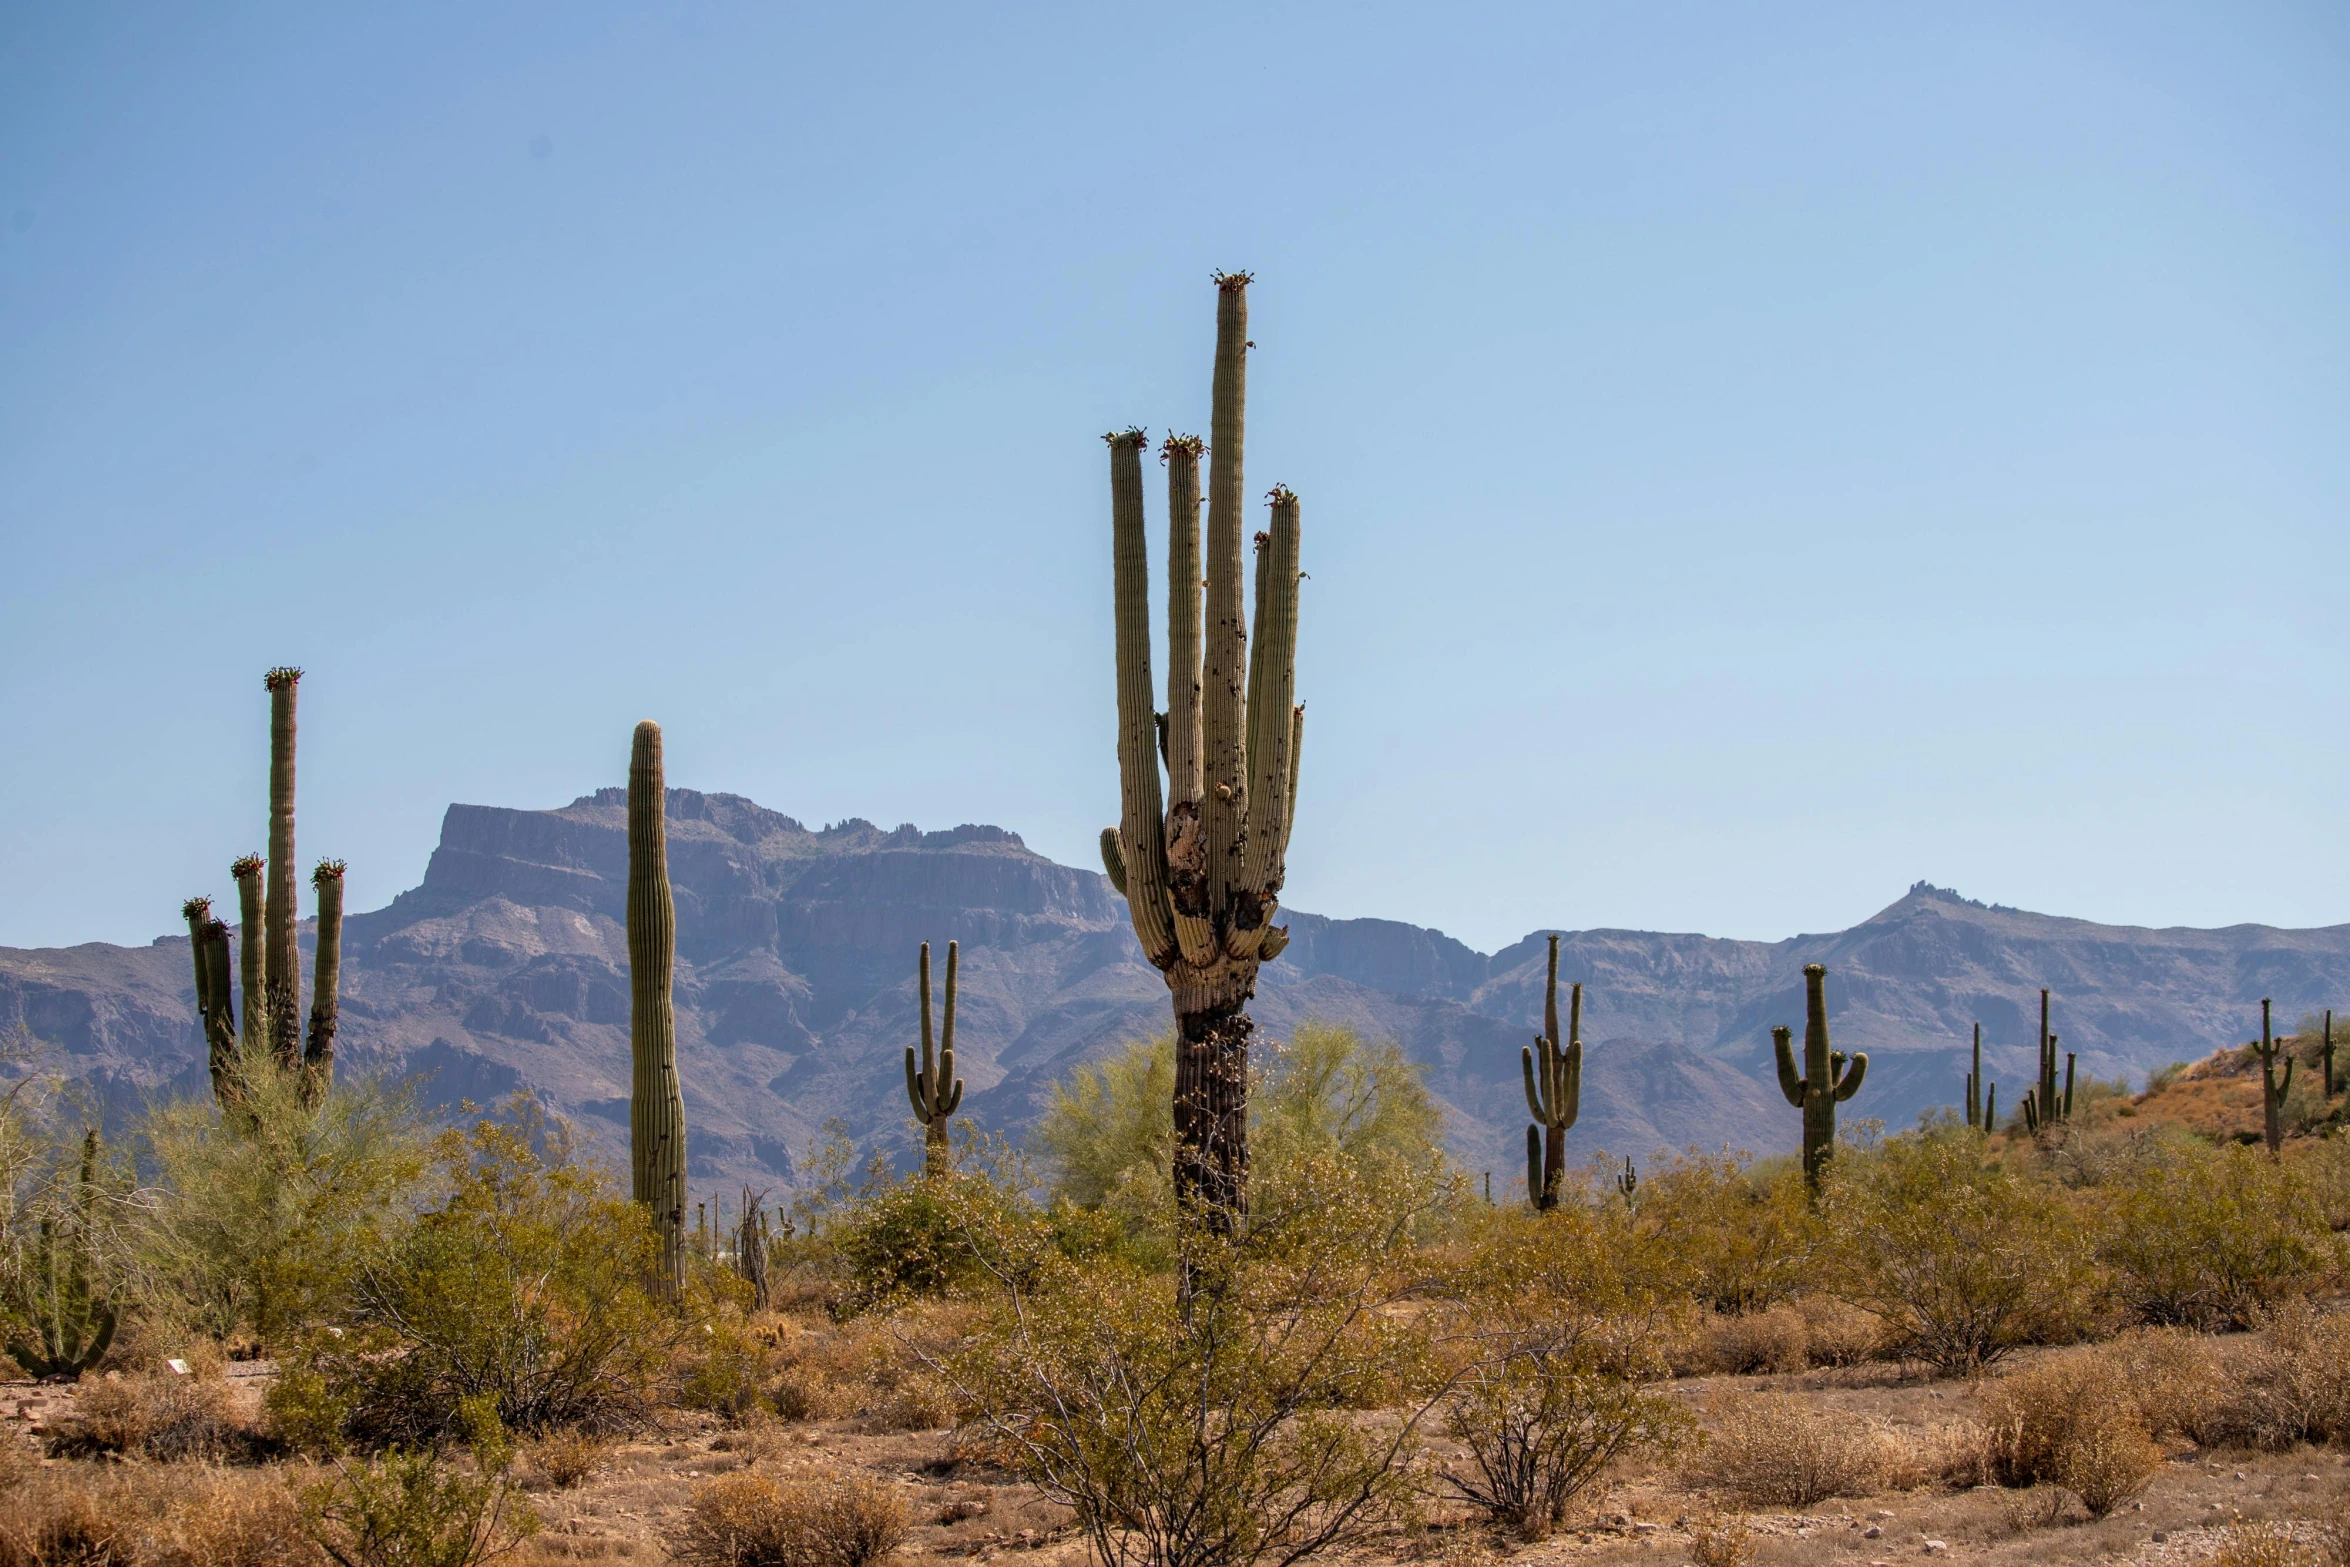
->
2098 1133 2343 1329
2 1128 122 1379
138 1044 426 1347
1820 1125 2103 1373
273 1112 674 1448
1627 1151 1819 1314
301 1393 540 1567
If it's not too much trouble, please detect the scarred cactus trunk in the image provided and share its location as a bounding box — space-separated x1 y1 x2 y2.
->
628 720 689 1297
1098 274 1306 1235
1520 934 1581 1210
1774 963 1867 1192
905 941 965 1176
263 668 303 1069
303 860 345 1103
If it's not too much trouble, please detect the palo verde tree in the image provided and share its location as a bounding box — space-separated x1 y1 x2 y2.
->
1099 272 1305 1231
627 720 689 1296
1773 963 1866 1192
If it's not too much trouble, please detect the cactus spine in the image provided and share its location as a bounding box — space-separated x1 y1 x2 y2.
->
906 940 965 1176
1098 272 1305 1231
5 1130 118 1380
1773 963 1867 1192
2251 997 2293 1157
627 720 689 1298
1520 934 1581 1211
1963 1022 1998 1133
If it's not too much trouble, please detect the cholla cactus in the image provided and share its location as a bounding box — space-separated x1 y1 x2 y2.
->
905 941 965 1177
2251 998 2293 1158
627 720 689 1298
1098 272 1306 1231
1520 934 1581 1211
1773 964 1867 1192
5 1131 118 1381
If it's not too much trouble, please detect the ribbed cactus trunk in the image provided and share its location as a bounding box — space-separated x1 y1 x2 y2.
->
183 898 238 1106
1774 964 1867 1193
1963 1022 1998 1133
231 856 267 1058
1100 273 1305 1236
2252 997 2292 1158
627 721 689 1298
303 860 345 1104
905 941 964 1177
263 669 303 1070
1520 934 1581 1210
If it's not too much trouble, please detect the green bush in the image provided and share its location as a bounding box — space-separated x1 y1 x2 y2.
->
1627 1151 1819 1314
272 1115 672 1449
300 1394 539 1567
2099 1134 2342 1329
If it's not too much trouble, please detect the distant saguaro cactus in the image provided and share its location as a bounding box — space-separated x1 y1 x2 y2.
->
1774 964 1866 1192
627 720 689 1298
1963 1022 1998 1134
2251 998 2293 1158
1520 934 1581 1211
906 941 965 1177
1097 272 1306 1233
2021 1045 2075 1136
5 1131 118 1381
1615 1156 1638 1202
2324 1009 2336 1100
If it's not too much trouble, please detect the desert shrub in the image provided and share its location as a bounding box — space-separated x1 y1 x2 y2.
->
832 1171 1046 1310
272 1117 672 1450
138 1048 426 1349
1684 1513 1756 1567
769 1360 851 1423
2188 1301 2350 1450
679 1314 774 1421
1627 1153 1817 1314
44 1367 258 1461
0 1463 318 1567
2100 1136 2341 1328
2101 1326 2226 1439
529 1430 609 1490
1821 1127 2102 1373
143 1469 321 1567
943 1153 1450 1567
1681 1392 1894 1506
2207 1522 2333 1567
1978 1352 2161 1517
671 1470 907 1567
1697 1302 1810 1374
300 1395 539 1567
0 1468 139 1567
1437 1205 1688 1540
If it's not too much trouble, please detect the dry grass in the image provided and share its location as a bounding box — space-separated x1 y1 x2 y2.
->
2191 1303 2350 1450
44 1370 255 1461
670 1470 907 1567
1686 1296 1887 1376
2207 1521 2339 1567
1980 1349 2162 1517
0 1463 318 1567
531 1430 612 1490
1684 1512 1756 1567
1680 1391 1898 1506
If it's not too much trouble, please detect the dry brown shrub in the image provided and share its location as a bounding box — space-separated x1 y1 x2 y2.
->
1880 1419 1995 1491
2208 1522 2329 1567
1684 1512 1756 1567
1701 1306 1809 1375
140 1468 320 1567
1681 1392 1895 1506
768 1361 850 1423
670 1470 907 1567
1998 1485 2072 1533
2103 1325 2227 1438
45 1371 249 1461
1795 1295 1887 1367
531 1430 610 1490
2190 1303 2350 1450
0 1469 135 1567
1979 1352 2160 1517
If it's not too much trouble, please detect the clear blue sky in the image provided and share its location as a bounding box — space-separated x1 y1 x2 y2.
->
3 3 2343 954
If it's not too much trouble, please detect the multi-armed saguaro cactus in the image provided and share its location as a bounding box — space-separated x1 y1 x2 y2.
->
1521 934 1582 1211
1774 964 1867 1192
2251 998 2293 1158
1098 272 1304 1231
2017 988 2072 1133
627 720 689 1298
1615 1156 1638 1202
5 1131 119 1381
182 898 238 1101
1963 1022 1998 1133
905 941 965 1177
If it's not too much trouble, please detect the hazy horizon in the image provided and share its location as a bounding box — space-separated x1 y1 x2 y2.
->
4 3 2344 953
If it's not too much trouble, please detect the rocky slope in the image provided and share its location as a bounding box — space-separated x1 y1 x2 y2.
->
3 787 2345 1194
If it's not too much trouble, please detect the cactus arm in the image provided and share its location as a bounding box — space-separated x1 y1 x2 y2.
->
231 856 267 1055
1160 435 1217 967
627 720 689 1297
1772 1026 1804 1107
182 898 214 1024
1560 1037 1582 1127
1834 1050 1868 1102
2280 1056 2294 1099
1099 827 1128 896
1107 431 1181 968
263 668 303 1068
1237 488 1300 938
2061 1051 2075 1118
939 941 962 1115
303 859 344 1102
1201 276 1251 922
1984 1082 1996 1130
1521 1042 1548 1121
1258 925 1290 962
1282 703 1304 857
1525 1125 1541 1208
904 1045 927 1117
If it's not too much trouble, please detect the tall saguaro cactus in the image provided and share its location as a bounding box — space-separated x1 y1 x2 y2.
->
1964 1022 1998 1134
2251 997 2293 1158
627 720 689 1297
1099 272 1305 1231
263 668 304 1067
1774 964 1867 1192
906 940 965 1176
1521 934 1581 1210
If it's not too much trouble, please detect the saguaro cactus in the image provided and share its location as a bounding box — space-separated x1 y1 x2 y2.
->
2324 1010 2336 1101
1963 1022 1998 1134
5 1131 118 1380
182 898 238 1104
906 941 965 1176
1521 934 1581 1211
304 859 346 1103
2251 998 2293 1158
735 1186 772 1312
1098 272 1305 1231
1774 964 1867 1191
263 668 304 1067
1615 1156 1638 1202
627 720 689 1297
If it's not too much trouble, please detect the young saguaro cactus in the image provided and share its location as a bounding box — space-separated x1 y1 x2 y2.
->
5 1130 119 1381
2251 998 2293 1158
1520 934 1581 1211
1098 272 1306 1232
906 940 965 1177
1964 1022 1998 1134
1774 963 1867 1192
627 720 689 1298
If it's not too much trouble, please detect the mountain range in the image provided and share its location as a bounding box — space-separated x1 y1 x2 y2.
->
4 786 2346 1194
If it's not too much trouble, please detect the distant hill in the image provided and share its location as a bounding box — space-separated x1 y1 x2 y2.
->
3 787 2344 1193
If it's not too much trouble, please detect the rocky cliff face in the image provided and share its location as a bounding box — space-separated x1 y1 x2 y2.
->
4 785 2345 1196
